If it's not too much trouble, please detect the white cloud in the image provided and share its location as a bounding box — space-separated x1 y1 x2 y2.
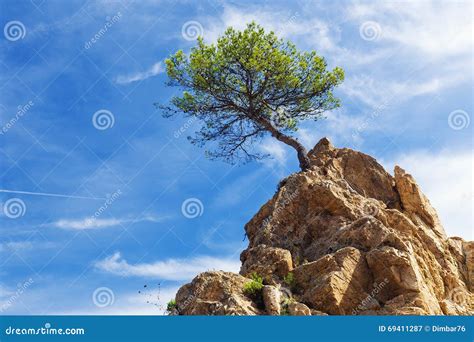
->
383 149 473 240
0 241 34 252
348 1 472 59
56 287 179 315
52 215 163 230
294 110 371 149
258 138 288 167
203 5 381 68
0 241 56 253
205 2 471 100
95 252 240 281
115 61 164 84
341 71 469 109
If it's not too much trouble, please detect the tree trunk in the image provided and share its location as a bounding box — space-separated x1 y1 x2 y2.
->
255 116 311 171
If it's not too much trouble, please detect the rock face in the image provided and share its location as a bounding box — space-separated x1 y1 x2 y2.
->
173 138 473 315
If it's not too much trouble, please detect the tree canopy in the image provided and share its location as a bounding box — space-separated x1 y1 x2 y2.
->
161 22 344 171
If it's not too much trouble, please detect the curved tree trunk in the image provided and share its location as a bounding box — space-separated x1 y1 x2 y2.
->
255 116 311 171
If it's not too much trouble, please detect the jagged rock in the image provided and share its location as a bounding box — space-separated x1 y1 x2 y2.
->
311 309 329 315
288 302 311 316
394 166 446 238
463 241 474 291
175 271 262 315
294 247 372 315
307 137 401 208
240 245 293 283
262 285 280 315
172 138 473 315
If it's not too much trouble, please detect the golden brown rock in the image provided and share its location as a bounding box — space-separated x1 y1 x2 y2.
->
172 138 473 315
240 245 293 283
175 271 262 315
288 302 311 315
262 285 281 315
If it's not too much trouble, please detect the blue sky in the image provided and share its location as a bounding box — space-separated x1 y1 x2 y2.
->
0 0 472 314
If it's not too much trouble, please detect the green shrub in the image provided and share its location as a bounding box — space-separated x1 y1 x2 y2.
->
279 297 296 316
294 255 301 267
284 271 298 292
243 273 263 297
166 299 177 313
243 273 264 308
283 272 294 287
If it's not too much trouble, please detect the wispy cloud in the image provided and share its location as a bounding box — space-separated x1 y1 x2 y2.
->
115 61 164 85
51 287 180 316
95 252 240 281
0 240 56 253
207 2 471 87
258 138 288 167
52 215 164 230
347 1 472 60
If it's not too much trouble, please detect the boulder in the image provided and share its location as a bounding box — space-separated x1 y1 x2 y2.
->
262 285 280 315
288 302 311 316
240 245 293 283
175 271 262 315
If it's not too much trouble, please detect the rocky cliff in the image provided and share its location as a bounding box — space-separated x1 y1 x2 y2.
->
172 138 473 315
